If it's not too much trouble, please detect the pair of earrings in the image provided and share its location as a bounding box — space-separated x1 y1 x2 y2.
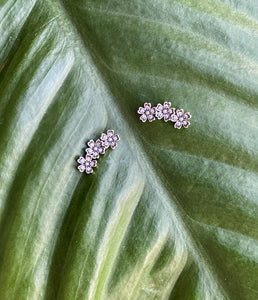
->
77 130 120 174
77 101 192 174
137 102 191 129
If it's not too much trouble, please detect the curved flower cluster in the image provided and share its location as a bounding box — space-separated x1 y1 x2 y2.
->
77 130 120 174
137 101 191 129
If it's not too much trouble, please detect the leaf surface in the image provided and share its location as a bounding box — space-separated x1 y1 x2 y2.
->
0 0 258 299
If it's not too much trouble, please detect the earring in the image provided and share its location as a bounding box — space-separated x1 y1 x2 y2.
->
77 130 120 174
137 101 191 129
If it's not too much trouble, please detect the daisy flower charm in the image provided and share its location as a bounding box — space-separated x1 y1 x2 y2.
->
77 155 97 174
155 102 175 122
137 102 156 122
171 109 191 129
85 139 105 159
101 130 120 149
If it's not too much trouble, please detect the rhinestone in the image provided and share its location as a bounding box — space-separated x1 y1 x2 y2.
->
137 107 145 114
77 156 86 164
78 165 86 172
140 114 147 122
101 133 107 141
171 115 178 122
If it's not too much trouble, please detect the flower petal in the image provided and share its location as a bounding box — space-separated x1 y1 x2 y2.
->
78 164 86 172
85 166 93 174
156 104 163 111
174 121 182 129
90 160 97 167
107 130 114 137
150 108 155 114
137 107 145 114
113 134 120 141
144 102 151 109
85 155 92 161
86 148 93 155
163 101 171 108
176 109 184 116
103 141 109 148
92 152 99 159
101 133 108 141
87 139 95 148
96 139 102 147
110 142 117 149
183 121 190 128
77 156 86 164
164 115 170 122
184 112 191 119
171 114 178 122
140 114 147 122
148 115 155 122
155 111 163 119
99 147 105 154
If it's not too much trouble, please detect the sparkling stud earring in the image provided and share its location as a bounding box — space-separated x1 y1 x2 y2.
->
137 101 191 129
77 130 120 174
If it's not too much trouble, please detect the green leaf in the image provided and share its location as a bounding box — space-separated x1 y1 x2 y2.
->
0 0 258 299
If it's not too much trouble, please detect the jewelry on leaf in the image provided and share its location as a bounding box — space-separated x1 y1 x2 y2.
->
77 130 120 174
137 101 191 129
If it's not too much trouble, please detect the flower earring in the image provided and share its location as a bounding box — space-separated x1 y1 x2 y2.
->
77 130 120 174
137 102 191 129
